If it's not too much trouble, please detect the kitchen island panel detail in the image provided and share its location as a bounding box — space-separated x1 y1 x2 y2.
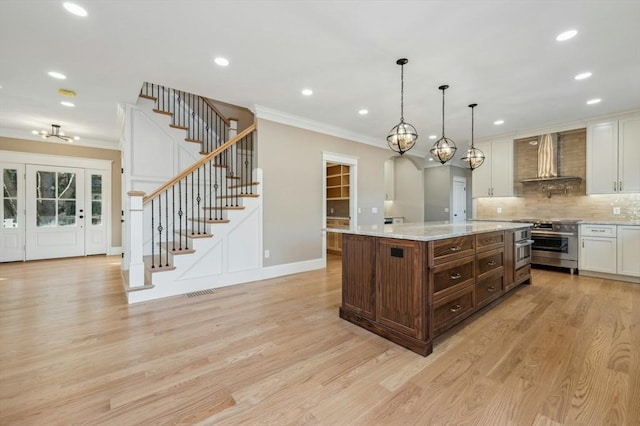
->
376 238 425 340
341 234 376 319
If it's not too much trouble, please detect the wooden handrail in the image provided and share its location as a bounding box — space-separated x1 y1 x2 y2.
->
143 124 257 205
203 98 231 126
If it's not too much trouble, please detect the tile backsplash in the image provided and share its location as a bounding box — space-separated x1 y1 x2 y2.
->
476 193 640 222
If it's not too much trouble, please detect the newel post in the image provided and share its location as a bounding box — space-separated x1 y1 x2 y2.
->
127 191 146 287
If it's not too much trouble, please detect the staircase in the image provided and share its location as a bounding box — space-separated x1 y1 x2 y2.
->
122 83 262 303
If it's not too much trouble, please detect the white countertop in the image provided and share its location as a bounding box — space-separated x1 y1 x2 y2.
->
579 220 640 226
332 221 532 241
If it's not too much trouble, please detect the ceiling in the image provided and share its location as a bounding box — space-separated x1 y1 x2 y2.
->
1 0 639 158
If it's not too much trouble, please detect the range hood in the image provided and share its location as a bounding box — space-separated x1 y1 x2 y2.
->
521 133 582 183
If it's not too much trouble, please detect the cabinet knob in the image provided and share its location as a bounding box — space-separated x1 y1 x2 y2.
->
487 260 497 266
450 246 462 252
487 285 496 292
449 273 462 280
449 304 462 313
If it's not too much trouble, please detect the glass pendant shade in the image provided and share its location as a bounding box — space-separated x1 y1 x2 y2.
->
387 58 418 155
461 103 485 170
430 85 457 164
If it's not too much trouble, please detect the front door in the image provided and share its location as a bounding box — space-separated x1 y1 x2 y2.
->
25 165 86 260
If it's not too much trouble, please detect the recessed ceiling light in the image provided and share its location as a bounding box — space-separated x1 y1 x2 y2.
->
214 57 229 67
60 101 75 107
48 71 66 80
494 120 505 125
31 130 39 135
74 136 80 141
358 109 368 115
301 89 313 96
556 29 578 41
574 72 592 80
63 2 88 17
586 98 601 105
428 157 434 161
429 135 437 140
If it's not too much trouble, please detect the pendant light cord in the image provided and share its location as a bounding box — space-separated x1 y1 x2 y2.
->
400 64 404 121
441 87 445 136
471 105 474 148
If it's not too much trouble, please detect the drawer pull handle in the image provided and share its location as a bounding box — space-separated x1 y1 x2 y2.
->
450 246 462 252
449 304 462 313
449 273 462 280
487 260 497 266
487 285 496 292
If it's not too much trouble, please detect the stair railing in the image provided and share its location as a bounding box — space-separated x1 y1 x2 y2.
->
142 124 257 270
140 82 230 154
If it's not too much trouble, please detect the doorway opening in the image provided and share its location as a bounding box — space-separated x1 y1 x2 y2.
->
322 153 357 267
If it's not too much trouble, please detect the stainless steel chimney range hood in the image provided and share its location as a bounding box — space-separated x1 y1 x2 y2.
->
521 132 582 197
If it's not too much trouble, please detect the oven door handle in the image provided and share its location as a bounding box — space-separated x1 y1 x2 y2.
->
531 231 575 237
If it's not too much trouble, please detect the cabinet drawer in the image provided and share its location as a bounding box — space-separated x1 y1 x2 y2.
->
430 256 475 301
476 248 504 280
429 235 475 265
581 225 616 237
433 287 474 335
476 231 505 252
476 272 504 307
514 264 531 286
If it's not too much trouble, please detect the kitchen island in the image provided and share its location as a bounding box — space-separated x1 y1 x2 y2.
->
339 221 532 356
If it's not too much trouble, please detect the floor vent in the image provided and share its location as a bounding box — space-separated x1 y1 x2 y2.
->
186 289 215 298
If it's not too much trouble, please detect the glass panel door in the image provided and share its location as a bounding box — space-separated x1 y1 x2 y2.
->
1 163 25 262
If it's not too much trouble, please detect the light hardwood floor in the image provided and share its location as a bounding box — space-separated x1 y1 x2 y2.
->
0 255 638 425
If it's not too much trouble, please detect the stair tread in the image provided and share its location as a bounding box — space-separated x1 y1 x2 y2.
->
185 138 203 144
143 255 176 272
152 109 173 116
174 230 215 238
170 124 189 130
188 217 234 223
158 243 196 255
229 182 260 189
217 194 259 199
139 94 157 101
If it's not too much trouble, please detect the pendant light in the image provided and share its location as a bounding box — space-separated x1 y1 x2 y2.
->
387 58 418 155
461 103 485 170
430 85 457 164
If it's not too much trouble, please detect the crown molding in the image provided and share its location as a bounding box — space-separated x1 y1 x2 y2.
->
251 104 430 157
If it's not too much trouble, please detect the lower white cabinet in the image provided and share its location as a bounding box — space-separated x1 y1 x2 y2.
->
579 224 640 281
618 226 640 277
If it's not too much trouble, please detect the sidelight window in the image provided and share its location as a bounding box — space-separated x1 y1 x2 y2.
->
2 168 19 228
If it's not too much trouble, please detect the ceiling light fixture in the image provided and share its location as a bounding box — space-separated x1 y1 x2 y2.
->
60 101 75 107
63 2 88 17
430 85 457 164
214 57 229 66
38 124 75 142
494 119 504 125
429 135 437 140
586 98 601 105
358 109 368 115
301 88 313 96
556 29 578 41
461 103 485 170
386 58 418 156
574 72 592 80
48 71 66 80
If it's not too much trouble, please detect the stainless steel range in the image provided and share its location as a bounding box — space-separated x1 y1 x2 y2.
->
514 220 579 274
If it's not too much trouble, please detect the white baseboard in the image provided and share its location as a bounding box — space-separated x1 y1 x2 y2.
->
261 258 325 280
578 269 640 284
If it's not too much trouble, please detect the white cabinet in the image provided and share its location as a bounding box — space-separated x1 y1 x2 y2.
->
384 159 394 201
580 224 640 281
472 138 513 198
617 226 640 277
580 225 617 274
587 116 640 194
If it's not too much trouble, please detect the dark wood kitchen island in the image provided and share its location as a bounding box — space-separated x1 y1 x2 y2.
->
339 221 532 356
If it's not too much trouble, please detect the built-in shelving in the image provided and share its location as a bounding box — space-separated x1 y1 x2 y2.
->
326 163 350 200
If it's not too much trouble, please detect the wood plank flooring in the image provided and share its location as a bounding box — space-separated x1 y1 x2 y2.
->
1 255 638 425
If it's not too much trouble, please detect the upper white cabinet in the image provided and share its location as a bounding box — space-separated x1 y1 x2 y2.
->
587 116 640 194
472 138 513 198
384 159 394 201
